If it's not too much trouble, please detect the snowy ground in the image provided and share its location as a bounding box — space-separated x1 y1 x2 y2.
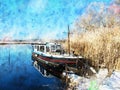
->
99 71 120 90
68 69 120 90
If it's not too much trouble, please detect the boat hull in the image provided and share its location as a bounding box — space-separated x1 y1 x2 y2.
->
32 52 80 78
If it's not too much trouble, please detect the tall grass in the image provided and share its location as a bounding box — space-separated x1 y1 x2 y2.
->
63 2 120 74
70 27 120 72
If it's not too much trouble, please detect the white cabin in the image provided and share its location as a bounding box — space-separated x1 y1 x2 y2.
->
32 42 62 54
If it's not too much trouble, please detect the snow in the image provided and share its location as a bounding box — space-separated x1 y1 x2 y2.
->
68 69 120 90
99 71 120 90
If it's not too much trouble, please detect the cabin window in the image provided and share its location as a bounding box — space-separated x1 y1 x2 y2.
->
56 45 61 50
40 46 44 52
34 45 37 51
51 45 55 52
46 46 50 52
37 46 39 51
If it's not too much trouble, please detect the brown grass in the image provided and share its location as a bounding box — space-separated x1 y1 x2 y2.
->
63 26 120 73
63 2 120 74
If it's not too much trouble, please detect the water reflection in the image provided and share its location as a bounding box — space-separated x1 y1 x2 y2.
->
33 61 54 78
0 45 64 90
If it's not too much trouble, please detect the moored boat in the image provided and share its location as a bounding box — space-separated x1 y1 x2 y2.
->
32 42 82 78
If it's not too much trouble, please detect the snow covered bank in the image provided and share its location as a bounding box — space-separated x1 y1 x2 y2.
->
99 71 120 90
67 69 120 90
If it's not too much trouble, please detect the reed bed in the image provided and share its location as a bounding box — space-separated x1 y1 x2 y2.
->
63 1 120 75
65 26 120 74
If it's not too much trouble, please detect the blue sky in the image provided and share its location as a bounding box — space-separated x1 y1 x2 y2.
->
0 0 111 40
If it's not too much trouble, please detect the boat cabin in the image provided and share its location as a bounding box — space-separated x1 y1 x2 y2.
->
32 42 62 54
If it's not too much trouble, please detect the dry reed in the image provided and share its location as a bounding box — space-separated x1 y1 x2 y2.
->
63 2 120 74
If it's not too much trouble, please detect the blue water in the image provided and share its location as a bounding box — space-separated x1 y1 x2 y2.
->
0 45 64 90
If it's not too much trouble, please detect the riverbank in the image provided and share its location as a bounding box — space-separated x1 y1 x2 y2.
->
66 69 120 90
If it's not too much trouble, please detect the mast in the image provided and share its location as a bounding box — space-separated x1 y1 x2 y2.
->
68 25 70 55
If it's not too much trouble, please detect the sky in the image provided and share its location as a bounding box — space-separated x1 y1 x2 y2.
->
0 0 111 40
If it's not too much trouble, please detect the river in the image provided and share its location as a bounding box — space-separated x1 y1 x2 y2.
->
0 45 65 90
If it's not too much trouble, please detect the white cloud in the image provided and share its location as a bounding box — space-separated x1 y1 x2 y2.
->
28 0 47 13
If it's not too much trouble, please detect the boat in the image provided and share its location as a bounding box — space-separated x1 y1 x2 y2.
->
32 42 82 78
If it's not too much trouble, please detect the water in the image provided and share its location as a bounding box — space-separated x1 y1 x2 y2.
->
0 45 64 90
